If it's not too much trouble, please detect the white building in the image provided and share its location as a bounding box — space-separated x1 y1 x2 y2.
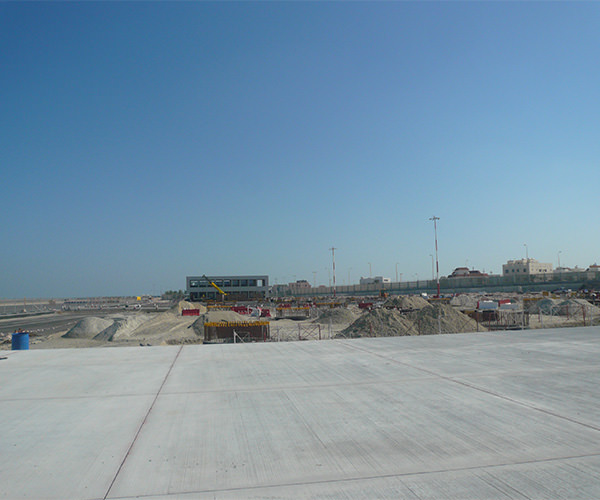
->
502 259 552 276
359 276 391 285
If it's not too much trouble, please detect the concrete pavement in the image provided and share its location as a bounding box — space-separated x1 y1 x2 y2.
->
2 327 600 499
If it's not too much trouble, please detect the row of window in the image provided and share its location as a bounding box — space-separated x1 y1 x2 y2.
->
504 268 549 274
189 279 265 288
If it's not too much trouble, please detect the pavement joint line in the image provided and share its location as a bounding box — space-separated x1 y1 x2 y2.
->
105 451 600 500
340 342 600 433
477 469 532 500
0 393 164 402
103 345 183 500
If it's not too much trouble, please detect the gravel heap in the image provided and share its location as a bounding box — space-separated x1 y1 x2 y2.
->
174 301 207 314
383 295 430 310
530 298 600 317
93 314 152 341
313 307 358 325
342 303 484 338
191 310 254 336
62 317 113 339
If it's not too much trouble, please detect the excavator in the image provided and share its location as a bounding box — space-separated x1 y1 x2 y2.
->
202 275 228 300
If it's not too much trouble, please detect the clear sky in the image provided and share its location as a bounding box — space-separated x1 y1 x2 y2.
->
1 1 599 298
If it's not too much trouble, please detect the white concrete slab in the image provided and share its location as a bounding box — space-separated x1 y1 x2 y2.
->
1 327 600 499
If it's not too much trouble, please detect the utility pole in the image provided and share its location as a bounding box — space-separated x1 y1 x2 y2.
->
429 254 434 281
429 216 440 297
330 247 337 299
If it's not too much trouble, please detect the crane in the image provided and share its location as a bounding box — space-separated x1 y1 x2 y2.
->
202 275 228 300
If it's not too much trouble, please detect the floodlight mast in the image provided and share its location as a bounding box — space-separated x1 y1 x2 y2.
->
429 216 440 298
330 247 337 299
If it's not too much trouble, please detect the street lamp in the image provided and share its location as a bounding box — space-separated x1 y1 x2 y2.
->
524 243 529 261
558 251 562 269
429 216 440 297
330 247 337 298
429 254 434 281
396 262 399 283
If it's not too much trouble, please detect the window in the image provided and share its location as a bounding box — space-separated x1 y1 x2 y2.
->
241 280 248 286
190 280 199 288
232 280 239 286
248 279 257 287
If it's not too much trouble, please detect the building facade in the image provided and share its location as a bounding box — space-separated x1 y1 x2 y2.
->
502 259 553 276
186 275 269 301
359 276 392 285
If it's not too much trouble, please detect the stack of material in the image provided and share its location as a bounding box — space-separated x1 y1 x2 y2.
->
342 303 484 338
312 308 358 325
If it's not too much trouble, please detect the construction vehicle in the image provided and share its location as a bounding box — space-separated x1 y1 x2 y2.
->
202 275 228 300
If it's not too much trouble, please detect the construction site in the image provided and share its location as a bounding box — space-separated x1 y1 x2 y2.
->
3 278 600 499
2 282 600 349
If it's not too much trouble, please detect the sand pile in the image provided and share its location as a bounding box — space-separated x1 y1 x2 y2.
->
313 307 358 325
411 304 483 335
93 314 152 341
62 317 113 339
556 298 600 317
383 295 430 310
342 303 484 338
527 298 557 314
450 295 479 309
191 310 253 336
173 301 207 315
342 308 415 337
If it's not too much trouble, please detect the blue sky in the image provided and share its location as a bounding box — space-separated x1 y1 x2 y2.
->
1 2 599 298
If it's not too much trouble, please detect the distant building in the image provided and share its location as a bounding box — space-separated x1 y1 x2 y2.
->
187 275 269 301
289 280 311 292
502 259 552 276
448 267 488 278
359 276 391 285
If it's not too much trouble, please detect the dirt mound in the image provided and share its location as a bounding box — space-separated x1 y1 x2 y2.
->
342 304 484 338
342 308 415 338
313 307 358 325
556 298 600 317
411 304 483 335
93 314 152 341
191 310 253 336
383 295 430 310
449 295 479 309
173 301 207 315
62 317 113 339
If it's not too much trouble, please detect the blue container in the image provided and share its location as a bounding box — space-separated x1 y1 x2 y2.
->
11 332 29 350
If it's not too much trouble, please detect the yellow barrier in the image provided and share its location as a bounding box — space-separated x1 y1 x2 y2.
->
203 321 270 327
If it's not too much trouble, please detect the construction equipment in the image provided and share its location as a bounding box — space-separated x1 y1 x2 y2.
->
202 275 228 300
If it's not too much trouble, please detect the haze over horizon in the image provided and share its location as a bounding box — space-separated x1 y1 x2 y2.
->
2 2 599 299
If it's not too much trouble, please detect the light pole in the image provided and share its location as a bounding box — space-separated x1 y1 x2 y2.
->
368 262 372 277
348 267 352 287
557 251 562 269
396 263 399 283
312 271 317 288
429 254 434 281
429 216 440 297
524 243 529 261
330 247 337 298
